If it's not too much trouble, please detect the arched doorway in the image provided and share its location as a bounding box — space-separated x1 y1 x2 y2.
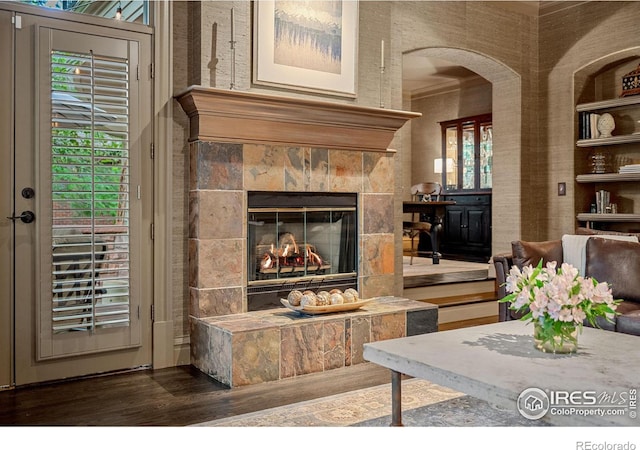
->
402 47 523 256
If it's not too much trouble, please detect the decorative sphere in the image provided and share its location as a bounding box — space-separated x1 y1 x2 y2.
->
287 290 303 306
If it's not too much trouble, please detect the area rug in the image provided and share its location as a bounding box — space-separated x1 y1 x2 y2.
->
192 379 538 427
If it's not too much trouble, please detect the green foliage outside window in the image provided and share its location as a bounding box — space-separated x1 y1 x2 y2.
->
51 53 128 220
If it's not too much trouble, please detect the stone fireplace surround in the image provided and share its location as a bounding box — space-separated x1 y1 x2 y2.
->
177 86 437 386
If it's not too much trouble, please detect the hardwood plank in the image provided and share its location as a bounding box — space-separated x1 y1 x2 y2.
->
0 363 392 426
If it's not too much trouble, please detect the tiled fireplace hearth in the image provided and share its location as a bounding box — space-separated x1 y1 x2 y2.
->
177 87 436 387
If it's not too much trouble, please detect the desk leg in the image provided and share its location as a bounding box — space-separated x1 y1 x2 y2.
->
390 370 403 426
430 223 442 264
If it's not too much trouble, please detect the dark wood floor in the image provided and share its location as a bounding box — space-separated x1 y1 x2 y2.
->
0 363 393 426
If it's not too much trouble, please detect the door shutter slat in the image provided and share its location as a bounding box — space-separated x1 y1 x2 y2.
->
50 49 131 334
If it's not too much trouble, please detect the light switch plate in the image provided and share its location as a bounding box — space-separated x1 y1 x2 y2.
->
558 182 566 196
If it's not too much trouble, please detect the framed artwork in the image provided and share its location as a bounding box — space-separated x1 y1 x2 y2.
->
253 0 358 97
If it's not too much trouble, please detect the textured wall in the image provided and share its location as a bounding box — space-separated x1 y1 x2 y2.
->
539 1 640 239
172 1 190 339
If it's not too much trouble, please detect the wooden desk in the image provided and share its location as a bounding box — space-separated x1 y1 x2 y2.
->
364 321 639 426
402 201 455 264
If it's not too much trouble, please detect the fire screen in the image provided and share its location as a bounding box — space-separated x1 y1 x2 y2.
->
247 192 357 310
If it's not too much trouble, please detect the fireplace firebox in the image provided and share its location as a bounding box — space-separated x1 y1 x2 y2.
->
247 192 358 311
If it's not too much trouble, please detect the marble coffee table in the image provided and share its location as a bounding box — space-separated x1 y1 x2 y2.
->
363 320 639 426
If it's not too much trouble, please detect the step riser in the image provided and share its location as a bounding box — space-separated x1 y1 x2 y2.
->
403 280 496 301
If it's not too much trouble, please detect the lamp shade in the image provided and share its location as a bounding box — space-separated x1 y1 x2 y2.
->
434 158 455 173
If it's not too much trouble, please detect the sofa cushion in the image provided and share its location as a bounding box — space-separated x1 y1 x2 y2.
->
577 227 640 239
562 234 638 275
585 238 640 303
511 240 562 269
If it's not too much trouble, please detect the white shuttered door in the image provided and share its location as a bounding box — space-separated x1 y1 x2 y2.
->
37 28 142 360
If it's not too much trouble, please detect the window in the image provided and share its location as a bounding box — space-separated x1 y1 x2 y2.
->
439 114 492 192
19 1 148 24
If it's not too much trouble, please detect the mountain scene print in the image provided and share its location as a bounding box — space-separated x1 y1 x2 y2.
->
274 0 342 74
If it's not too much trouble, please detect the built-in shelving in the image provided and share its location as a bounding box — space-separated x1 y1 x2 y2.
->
577 213 640 223
577 133 640 147
575 69 640 230
575 96 640 112
576 173 640 183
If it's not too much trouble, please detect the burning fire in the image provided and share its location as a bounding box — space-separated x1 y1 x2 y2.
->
260 232 323 270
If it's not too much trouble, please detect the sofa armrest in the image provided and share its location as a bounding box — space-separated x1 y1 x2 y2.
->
492 253 513 321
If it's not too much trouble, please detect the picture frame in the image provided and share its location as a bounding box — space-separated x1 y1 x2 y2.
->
253 0 358 97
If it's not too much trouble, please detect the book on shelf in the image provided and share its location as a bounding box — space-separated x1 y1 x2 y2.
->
619 164 640 173
578 112 601 140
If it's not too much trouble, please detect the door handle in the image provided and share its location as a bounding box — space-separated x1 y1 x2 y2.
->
6 211 35 223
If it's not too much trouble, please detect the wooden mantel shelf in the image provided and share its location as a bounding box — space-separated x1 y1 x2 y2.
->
175 86 421 152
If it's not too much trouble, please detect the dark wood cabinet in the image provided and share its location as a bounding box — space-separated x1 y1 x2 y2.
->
441 194 492 262
435 114 492 262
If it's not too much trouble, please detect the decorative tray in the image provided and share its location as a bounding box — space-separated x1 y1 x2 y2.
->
280 298 373 315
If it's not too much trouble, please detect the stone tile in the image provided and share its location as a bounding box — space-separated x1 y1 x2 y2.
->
345 318 353 366
232 328 281 386
350 316 371 365
362 193 394 234
190 318 232 386
188 191 199 239
188 239 198 288
280 322 324 378
329 150 362 192
243 144 285 191
323 319 346 371
309 147 329 191
363 152 394 193
196 239 244 288
210 326 233 386
213 317 278 333
189 318 206 370
360 275 396 300
190 190 243 239
407 308 439 336
284 146 305 191
361 233 394 276
371 312 406 342
190 287 244 318
191 142 243 191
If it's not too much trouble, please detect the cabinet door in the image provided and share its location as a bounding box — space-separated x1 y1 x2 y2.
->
444 206 465 244
467 207 489 245
442 196 492 261
439 114 492 192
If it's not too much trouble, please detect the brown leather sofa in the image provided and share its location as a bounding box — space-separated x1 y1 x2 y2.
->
493 232 640 336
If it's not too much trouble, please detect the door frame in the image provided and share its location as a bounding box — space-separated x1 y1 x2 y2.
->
0 8 15 388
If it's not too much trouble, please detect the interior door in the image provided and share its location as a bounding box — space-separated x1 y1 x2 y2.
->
6 10 153 386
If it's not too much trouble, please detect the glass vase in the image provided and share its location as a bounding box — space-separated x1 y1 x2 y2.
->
533 322 578 354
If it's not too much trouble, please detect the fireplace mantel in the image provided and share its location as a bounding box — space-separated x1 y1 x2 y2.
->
175 86 421 152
